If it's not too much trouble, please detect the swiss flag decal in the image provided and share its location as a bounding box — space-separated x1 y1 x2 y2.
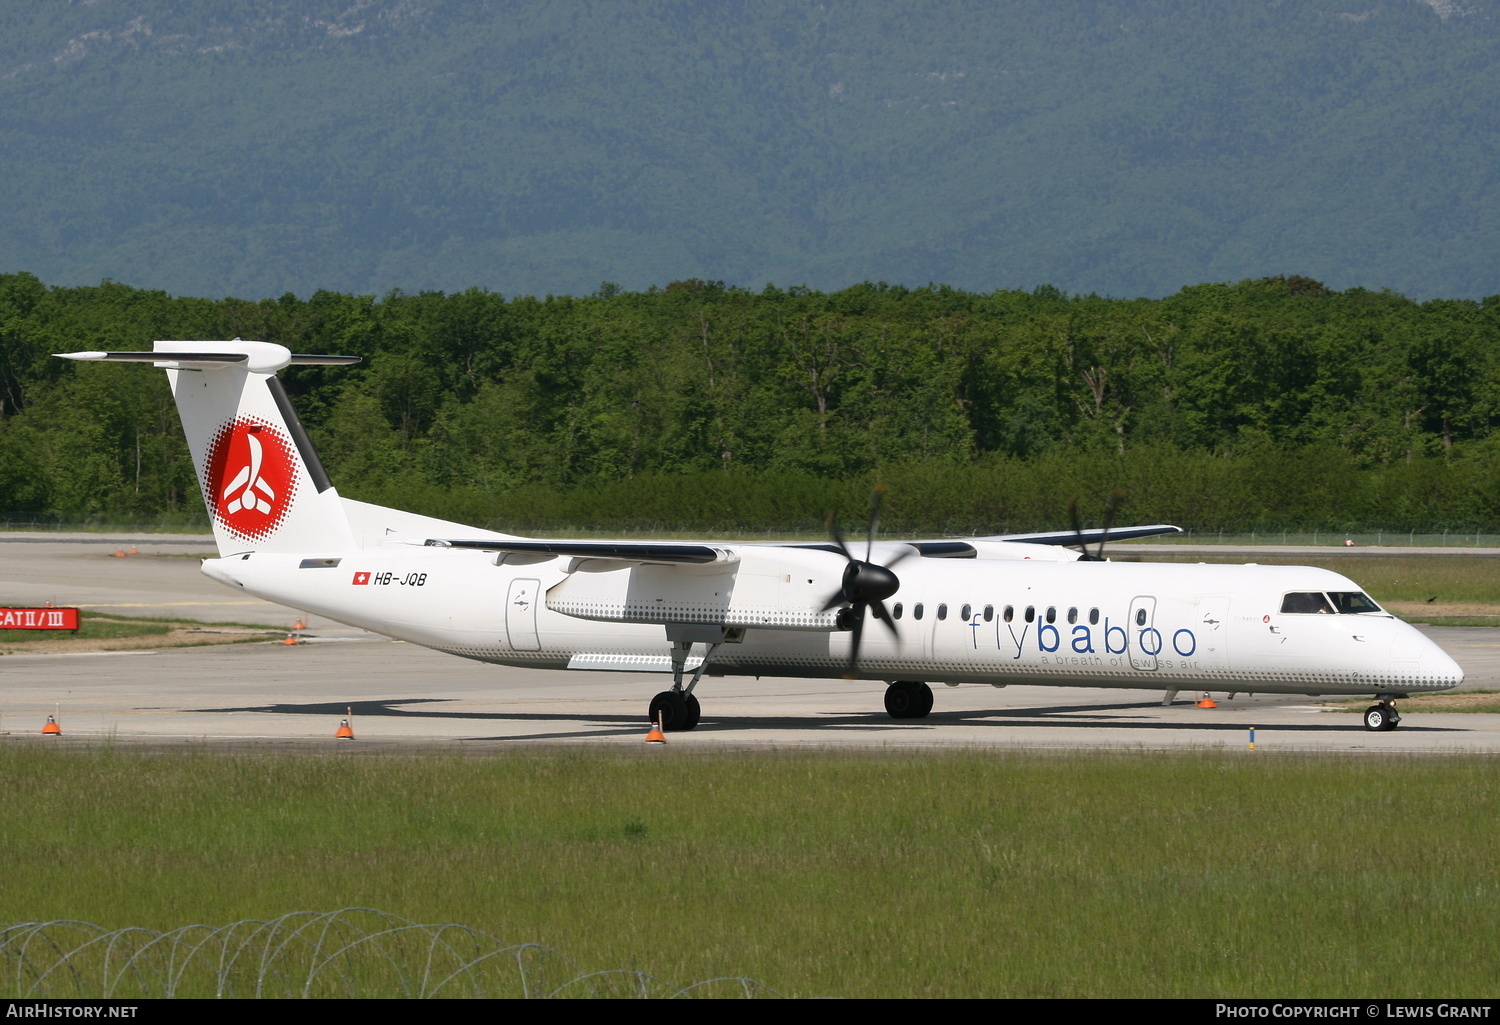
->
352 572 371 585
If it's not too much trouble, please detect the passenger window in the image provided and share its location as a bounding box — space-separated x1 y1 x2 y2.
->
1135 608 1147 626
1003 606 1014 623
983 605 994 623
1281 592 1334 615
914 603 925 620
1046 607 1056 624
960 604 971 620
937 603 948 621
893 602 903 620
1089 608 1099 625
1024 606 1035 623
1067 607 1078 625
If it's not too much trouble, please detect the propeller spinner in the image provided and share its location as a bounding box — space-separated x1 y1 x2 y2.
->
821 486 911 678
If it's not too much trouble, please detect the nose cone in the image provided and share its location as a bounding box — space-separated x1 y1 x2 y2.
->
1420 633 1465 690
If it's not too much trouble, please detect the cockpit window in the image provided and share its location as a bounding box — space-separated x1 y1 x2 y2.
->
1280 592 1334 615
1328 591 1382 614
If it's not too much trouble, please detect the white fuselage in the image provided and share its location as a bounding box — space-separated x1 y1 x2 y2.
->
203 548 1463 698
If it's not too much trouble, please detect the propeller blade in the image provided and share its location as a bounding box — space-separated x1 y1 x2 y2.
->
882 545 916 571
824 486 904 678
843 605 866 679
866 484 888 563
1095 487 1126 560
825 510 855 563
1067 495 1088 558
869 598 900 640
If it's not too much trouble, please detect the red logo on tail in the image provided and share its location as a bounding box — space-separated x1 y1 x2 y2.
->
203 419 298 541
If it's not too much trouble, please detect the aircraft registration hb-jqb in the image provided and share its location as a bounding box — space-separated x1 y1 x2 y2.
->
61 341 1464 733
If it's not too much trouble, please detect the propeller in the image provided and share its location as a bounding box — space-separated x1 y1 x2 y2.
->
1067 487 1126 562
821 486 912 678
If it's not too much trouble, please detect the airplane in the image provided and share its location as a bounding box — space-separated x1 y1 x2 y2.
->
58 340 1464 734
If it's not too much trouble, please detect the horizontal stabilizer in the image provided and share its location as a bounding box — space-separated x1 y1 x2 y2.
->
57 351 360 366
992 524 1184 546
58 350 248 363
427 539 738 565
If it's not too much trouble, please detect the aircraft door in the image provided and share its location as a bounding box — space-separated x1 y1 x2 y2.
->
1128 595 1159 671
506 577 542 651
1194 597 1230 671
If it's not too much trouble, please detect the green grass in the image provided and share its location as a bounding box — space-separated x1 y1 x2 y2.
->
0 610 174 643
1324 691 1500 714
0 608 286 645
0 746 1495 998
1140 553 1500 605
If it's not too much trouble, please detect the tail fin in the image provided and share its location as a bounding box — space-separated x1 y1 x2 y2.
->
58 340 360 556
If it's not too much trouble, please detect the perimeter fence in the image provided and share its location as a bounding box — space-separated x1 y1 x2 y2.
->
0 909 781 999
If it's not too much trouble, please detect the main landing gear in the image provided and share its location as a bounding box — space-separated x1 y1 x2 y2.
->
649 625 722 732
1363 698 1402 732
884 680 933 719
649 690 701 731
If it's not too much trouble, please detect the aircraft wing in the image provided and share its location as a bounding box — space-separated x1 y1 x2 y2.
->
424 524 1182 567
424 539 738 565
981 524 1184 546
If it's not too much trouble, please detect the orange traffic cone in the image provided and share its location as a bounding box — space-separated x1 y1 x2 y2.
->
292 618 307 632
128 547 139 555
282 632 299 645
112 549 126 558
645 720 666 744
1195 693 1217 709
335 718 354 739
41 715 61 735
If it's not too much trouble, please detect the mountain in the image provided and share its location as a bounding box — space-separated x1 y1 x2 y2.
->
2 0 1497 300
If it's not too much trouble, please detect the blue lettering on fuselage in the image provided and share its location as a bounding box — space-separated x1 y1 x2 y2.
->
1105 618 1127 654
1172 629 1196 656
1005 622 1029 660
974 608 1199 665
1039 624 1060 652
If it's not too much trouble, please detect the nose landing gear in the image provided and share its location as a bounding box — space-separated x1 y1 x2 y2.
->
1363 698 1402 732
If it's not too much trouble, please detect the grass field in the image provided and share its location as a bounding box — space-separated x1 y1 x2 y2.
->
1 610 174 643
1324 691 1500 714
1 745 1494 999
0 610 282 654
1139 553 1500 605
1139 553 1500 631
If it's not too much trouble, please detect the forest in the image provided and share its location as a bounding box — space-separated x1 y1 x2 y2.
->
2 271 1499 534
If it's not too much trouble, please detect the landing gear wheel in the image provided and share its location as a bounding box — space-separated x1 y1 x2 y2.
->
650 690 698 732
1364 702 1400 732
884 680 933 720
